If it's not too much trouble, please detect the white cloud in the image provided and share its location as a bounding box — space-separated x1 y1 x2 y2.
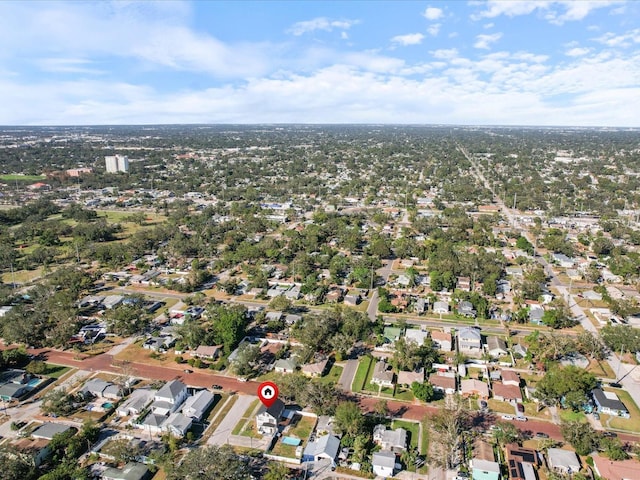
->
472 0 624 24
35 58 106 75
286 17 359 36
474 33 503 49
565 47 590 56
423 7 444 21
483 23 495 29
390 33 425 46
594 29 640 47
427 24 441 36
431 48 459 60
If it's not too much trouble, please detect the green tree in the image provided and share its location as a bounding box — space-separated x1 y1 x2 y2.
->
0 445 37 480
491 421 521 446
167 445 252 480
334 401 365 438
412 381 436 402
264 462 290 480
231 343 260 377
561 420 599 456
535 366 596 408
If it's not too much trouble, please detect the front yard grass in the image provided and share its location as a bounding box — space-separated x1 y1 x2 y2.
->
559 409 586 423
43 364 71 379
318 364 343 386
392 419 421 452
605 389 640 432
231 398 261 436
394 385 415 402
352 356 373 392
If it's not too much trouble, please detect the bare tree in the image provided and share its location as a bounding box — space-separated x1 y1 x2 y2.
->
425 395 471 469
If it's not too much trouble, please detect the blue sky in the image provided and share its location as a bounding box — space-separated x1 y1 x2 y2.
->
1 0 639 126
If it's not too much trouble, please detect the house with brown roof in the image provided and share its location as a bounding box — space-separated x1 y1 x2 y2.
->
301 358 329 378
501 370 520 387
12 438 52 467
592 454 640 480
431 331 452 351
506 444 539 480
460 379 489 399
492 382 523 403
190 345 223 360
397 368 424 386
429 374 456 395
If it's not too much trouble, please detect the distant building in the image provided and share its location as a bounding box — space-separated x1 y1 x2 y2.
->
105 154 129 173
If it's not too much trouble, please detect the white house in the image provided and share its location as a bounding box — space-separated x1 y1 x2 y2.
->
458 327 482 351
372 450 398 477
373 424 407 451
302 434 340 463
151 380 188 415
181 390 215 421
256 398 285 436
117 388 156 417
404 328 430 346
433 301 449 314
163 412 192 437
547 448 580 474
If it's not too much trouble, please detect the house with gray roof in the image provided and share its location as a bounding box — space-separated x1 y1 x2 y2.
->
592 388 629 417
31 422 72 440
547 448 580 474
256 398 285 436
181 389 215 421
152 380 188 415
117 388 156 417
0 382 29 401
486 336 508 357
372 450 398 477
163 412 192 437
274 358 298 373
458 327 482 351
373 424 407 452
302 434 340 463
371 360 394 388
102 462 151 480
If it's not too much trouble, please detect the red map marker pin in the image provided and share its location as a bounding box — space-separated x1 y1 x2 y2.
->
257 381 279 408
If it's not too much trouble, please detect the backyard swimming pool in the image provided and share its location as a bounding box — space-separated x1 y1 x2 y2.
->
281 436 301 446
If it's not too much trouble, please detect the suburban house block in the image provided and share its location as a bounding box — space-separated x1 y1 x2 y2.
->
372 450 398 477
431 330 452 351
81 378 122 400
547 448 580 474
433 301 449 314
458 327 482 351
592 388 629 417
256 398 285 436
371 360 395 388
373 424 407 451
151 379 188 415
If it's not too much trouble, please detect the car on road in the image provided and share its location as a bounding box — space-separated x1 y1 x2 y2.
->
609 382 622 388
602 432 617 438
501 414 514 420
211 384 223 390
183 369 193 373
515 416 528 422
535 432 549 438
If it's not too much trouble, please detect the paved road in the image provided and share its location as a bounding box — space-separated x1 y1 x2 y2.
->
337 360 359 391
367 260 394 321
207 394 255 446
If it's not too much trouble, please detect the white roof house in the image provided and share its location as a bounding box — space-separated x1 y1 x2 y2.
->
547 448 580 474
404 328 430 346
372 450 398 477
116 388 156 417
181 390 215 421
302 434 340 463
163 412 192 437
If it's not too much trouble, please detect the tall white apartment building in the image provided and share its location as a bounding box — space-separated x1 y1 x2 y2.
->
105 154 129 173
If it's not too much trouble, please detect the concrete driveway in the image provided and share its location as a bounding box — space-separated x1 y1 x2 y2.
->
207 394 256 446
338 360 359 391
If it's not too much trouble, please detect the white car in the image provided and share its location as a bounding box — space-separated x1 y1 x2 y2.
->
501 414 514 420
515 416 528 422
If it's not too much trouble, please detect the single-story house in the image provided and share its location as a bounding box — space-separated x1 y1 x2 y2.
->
431 331 452 351
404 328 430 346
383 326 402 344
117 388 156 417
433 301 449 314
501 370 520 387
371 360 394 388
12 438 52 467
190 345 223 360
102 462 151 480
0 382 29 401
344 294 360 306
302 434 340 463
301 358 329 378
372 450 398 477
31 422 73 440
472 459 501 480
274 358 298 374
181 389 215 421
458 301 476 318
397 368 424 386
512 344 528 358
461 379 489 399
486 336 509 357
547 448 580 474
506 444 539 480
373 424 407 452
592 388 629 417
163 412 192 437
492 382 523 403
429 374 456 395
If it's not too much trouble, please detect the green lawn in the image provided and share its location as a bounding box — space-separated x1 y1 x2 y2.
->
606 389 640 432
317 364 343 386
352 356 373 392
559 409 586 423
44 364 71 379
394 385 415 402
392 419 421 452
0 174 46 181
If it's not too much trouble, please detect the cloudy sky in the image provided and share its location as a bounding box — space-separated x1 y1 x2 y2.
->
1 0 639 126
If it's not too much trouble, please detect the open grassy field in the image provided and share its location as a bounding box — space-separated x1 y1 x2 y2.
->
0 174 46 181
